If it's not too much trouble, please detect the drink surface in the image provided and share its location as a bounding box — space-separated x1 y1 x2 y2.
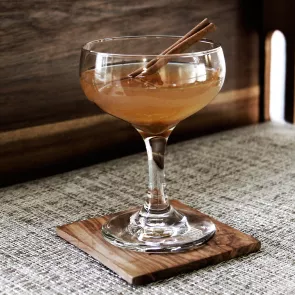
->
80 63 223 135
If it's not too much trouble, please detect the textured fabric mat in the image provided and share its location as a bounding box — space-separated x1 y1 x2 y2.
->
1 122 295 295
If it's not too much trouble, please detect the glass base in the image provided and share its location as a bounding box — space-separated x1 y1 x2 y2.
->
102 205 216 253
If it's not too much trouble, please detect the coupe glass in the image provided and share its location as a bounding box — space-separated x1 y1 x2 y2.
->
80 36 225 252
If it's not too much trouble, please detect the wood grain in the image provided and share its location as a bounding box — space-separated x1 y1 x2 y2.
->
0 0 261 130
0 0 263 184
262 32 272 122
56 199 261 285
0 86 259 186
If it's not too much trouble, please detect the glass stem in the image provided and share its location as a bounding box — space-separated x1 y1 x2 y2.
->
143 135 169 212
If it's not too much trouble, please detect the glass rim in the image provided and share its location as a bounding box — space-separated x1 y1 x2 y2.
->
81 35 222 58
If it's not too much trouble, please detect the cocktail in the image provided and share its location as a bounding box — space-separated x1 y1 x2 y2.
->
80 20 225 252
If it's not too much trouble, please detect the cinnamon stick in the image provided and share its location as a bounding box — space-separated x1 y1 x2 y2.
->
129 18 210 78
128 19 216 78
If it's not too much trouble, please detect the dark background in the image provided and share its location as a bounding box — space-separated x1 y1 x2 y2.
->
0 0 262 185
1 0 260 131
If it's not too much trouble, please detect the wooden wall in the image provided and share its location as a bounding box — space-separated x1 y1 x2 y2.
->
0 0 263 185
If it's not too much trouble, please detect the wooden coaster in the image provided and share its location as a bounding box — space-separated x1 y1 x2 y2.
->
56 200 260 285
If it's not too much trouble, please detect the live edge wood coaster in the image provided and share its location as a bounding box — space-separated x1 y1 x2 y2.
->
56 200 261 285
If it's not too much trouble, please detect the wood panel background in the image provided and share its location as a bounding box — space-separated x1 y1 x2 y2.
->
0 0 263 186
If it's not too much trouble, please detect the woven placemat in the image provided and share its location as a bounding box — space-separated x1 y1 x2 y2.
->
0 122 295 294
